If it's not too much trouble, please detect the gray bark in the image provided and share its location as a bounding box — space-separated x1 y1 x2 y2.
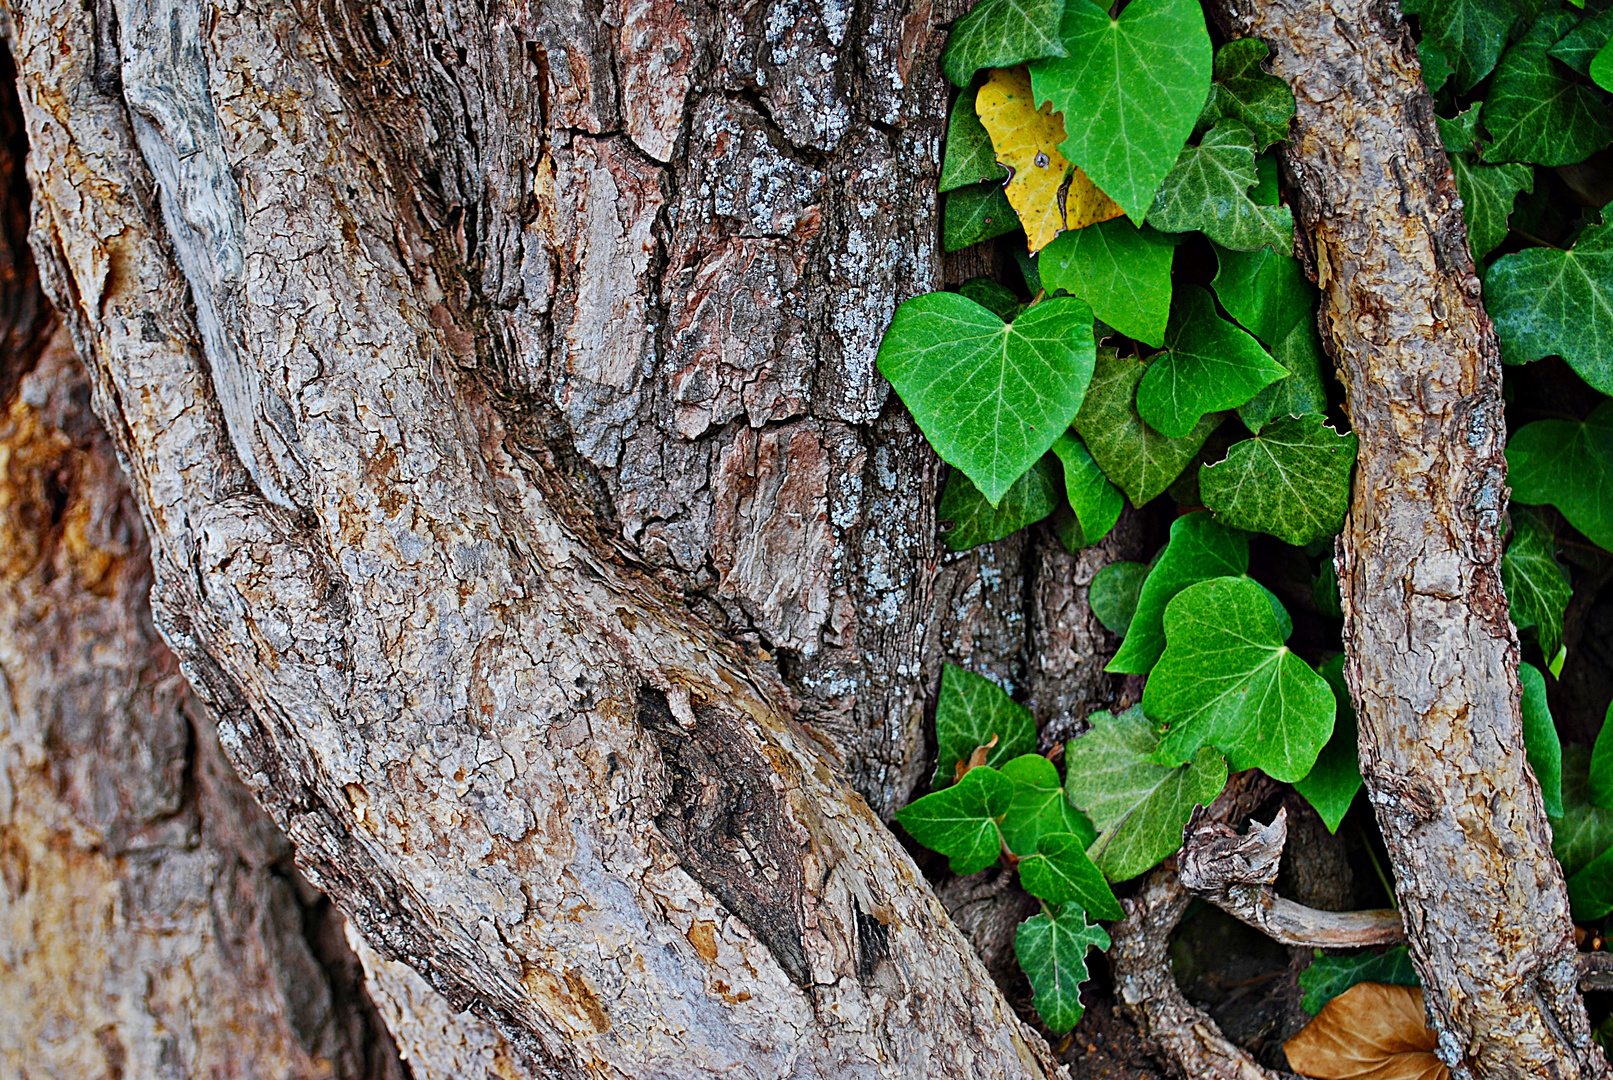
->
0 0 1138 1071
1209 0 1606 1075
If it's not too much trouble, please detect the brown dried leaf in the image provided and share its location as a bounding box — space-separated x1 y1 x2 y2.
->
1284 983 1449 1080
956 733 1000 782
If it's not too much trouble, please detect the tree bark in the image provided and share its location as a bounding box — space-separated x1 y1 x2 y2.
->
0 0 1129 1070
1211 1 1605 1075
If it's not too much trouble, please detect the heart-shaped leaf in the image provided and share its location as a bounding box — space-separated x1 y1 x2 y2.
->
1506 401 1613 551
1403 0 1518 91
1014 903 1111 1033
1076 348 1224 507
1212 243 1313 348
1198 38 1295 150
1550 9 1613 75
878 292 1097 506
1520 661 1563 818
977 66 1123 252
1149 122 1294 253
1503 508 1570 660
941 87 1010 193
942 0 1068 88
1199 414 1359 546
1300 948 1419 1015
1285 983 1448 1080
1450 154 1534 262
1089 560 1150 637
1590 701 1613 809
1146 576 1335 783
959 277 1023 321
1554 742 1613 877
944 182 1021 252
939 456 1059 551
1237 314 1329 432
1000 754 1096 855
1028 0 1212 223
1051 432 1123 548
933 663 1038 785
1066 705 1228 882
894 764 1013 875
1138 285 1288 439
1108 511 1249 674
1486 11 1613 166
1293 654 1363 833
1019 832 1123 916
1486 222 1613 393
1038 219 1176 346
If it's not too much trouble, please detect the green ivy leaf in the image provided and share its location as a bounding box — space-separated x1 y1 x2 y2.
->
1507 401 1613 551
1438 103 1483 153
1486 11 1613 166
958 278 1024 321
1028 0 1212 223
1503 508 1571 659
944 182 1021 252
1549 7 1613 74
1450 154 1534 262
1554 742 1613 877
1148 122 1295 253
1019 831 1123 916
1199 414 1358 546
1293 655 1362 833
1486 222 1613 393
1146 576 1335 783
1076 349 1223 507
1419 38 1456 93
941 0 1068 88
1299 948 1419 1015
1001 754 1097 855
942 89 1011 193
1109 512 1248 674
1137 285 1288 438
1014 904 1111 1033
1066 705 1229 881
934 663 1039 785
1589 699 1613 809
1520 661 1563 818
1212 243 1314 349
895 764 1013 875
1038 219 1176 346
1198 39 1295 150
1089 561 1150 637
1051 432 1123 548
939 457 1058 551
1568 843 1613 921
1237 316 1330 433
1594 37 1613 92
1405 0 1519 91
878 292 1097 506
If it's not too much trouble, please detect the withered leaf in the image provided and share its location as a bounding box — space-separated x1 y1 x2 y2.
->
1284 983 1449 1080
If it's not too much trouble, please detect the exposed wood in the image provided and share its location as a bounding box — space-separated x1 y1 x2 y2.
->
1107 772 1281 1080
1179 806 1405 949
1207 0 1606 1074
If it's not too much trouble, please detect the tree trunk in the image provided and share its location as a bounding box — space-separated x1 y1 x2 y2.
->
0 46 410 1063
0 0 1145 1070
1211 2 1605 1076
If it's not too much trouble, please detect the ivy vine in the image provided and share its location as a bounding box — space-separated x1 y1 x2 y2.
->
877 0 1613 1037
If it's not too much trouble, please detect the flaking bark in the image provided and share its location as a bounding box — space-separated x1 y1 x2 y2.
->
1210 0 1605 1074
1 0 1113 1070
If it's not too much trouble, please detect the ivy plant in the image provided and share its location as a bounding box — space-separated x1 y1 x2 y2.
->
880 0 1613 1036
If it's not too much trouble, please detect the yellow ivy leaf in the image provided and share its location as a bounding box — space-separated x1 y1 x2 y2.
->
976 67 1124 253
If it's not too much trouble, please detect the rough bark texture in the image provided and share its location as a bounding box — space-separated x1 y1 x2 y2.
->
0 326 412 1077
1211 1 1605 1075
0 0 1133 1069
